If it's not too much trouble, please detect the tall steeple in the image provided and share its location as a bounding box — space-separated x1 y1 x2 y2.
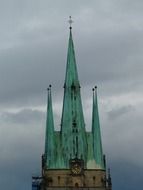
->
64 19 79 88
44 85 55 168
61 19 87 168
36 19 112 190
92 87 104 169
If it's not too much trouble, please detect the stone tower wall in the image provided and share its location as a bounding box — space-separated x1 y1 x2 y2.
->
42 169 106 188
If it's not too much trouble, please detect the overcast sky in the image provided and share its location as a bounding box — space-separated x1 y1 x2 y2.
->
0 0 143 190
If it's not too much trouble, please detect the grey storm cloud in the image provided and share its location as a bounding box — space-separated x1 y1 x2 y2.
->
107 105 134 120
0 109 45 124
0 0 143 190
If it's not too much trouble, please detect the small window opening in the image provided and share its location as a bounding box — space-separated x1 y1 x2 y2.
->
75 183 79 187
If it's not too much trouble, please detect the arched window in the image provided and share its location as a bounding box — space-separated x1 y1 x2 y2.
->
75 183 79 188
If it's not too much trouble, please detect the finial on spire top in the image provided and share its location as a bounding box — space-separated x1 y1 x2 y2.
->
68 16 73 30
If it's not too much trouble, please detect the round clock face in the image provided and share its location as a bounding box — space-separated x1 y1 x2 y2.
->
71 163 82 174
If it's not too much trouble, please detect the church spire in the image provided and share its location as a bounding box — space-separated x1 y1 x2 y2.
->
64 19 79 88
92 87 104 169
61 23 87 168
45 85 55 168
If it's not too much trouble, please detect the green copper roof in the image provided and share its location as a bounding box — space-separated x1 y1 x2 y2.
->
92 87 104 169
44 86 55 168
54 131 65 168
61 29 87 168
64 30 79 87
86 132 96 169
44 28 105 170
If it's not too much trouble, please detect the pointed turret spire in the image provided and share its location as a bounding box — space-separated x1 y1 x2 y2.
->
92 86 104 169
45 85 55 168
61 24 87 168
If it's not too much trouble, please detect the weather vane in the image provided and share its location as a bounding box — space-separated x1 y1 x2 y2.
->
68 16 73 29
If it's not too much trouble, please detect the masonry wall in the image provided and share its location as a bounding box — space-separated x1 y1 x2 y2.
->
41 169 107 189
